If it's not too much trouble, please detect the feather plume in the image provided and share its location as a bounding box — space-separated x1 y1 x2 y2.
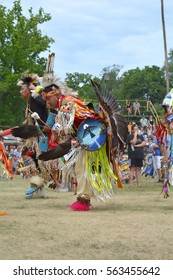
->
42 53 56 88
42 53 78 97
46 53 55 74
11 125 39 139
38 140 71 161
41 53 65 94
91 80 128 148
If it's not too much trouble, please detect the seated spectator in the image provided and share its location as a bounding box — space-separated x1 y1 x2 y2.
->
148 115 155 131
128 122 132 134
133 99 141 115
140 114 148 127
126 100 132 115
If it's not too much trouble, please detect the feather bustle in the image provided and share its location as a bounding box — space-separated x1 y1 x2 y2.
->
91 80 128 148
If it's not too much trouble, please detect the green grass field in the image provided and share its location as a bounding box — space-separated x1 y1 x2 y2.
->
0 175 173 260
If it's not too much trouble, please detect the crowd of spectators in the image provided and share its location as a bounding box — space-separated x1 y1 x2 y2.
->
3 145 22 175
122 99 167 185
125 111 168 185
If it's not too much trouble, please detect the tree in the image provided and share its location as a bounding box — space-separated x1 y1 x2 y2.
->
0 0 54 128
100 64 122 94
64 72 98 101
120 66 166 103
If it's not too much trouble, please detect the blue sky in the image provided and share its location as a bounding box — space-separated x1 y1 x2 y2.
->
3 0 173 80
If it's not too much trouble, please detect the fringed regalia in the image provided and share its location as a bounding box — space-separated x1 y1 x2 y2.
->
38 75 128 210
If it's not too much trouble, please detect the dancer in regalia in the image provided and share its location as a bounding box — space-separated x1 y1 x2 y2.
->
156 88 173 198
1 53 128 208
36 56 128 210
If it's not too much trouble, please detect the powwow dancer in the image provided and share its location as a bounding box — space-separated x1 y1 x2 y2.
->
1 53 128 208
156 88 173 198
0 54 78 197
36 62 128 210
0 71 57 198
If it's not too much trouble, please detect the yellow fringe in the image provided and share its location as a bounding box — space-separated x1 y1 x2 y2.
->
85 143 117 193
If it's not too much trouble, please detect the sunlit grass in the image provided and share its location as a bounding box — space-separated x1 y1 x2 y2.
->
0 175 173 260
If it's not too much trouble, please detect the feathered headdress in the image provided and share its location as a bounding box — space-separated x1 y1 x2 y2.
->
17 71 42 86
41 53 78 97
41 53 64 93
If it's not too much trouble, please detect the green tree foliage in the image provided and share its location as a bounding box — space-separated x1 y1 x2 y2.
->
0 74 26 127
0 0 54 128
65 72 97 101
64 65 123 104
100 64 122 93
98 65 123 107
64 65 167 116
120 66 166 103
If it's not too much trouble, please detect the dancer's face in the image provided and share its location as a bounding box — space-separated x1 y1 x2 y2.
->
46 95 59 109
20 84 30 100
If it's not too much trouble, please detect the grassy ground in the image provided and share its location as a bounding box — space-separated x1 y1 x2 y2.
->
0 175 173 260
